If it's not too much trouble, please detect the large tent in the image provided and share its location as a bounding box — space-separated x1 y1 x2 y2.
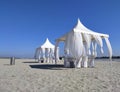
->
35 38 59 63
54 19 112 68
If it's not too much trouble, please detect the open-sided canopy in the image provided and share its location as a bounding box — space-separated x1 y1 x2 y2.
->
41 38 55 49
56 19 109 42
55 19 112 62
35 38 59 63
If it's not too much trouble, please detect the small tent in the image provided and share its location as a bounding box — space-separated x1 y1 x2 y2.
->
35 38 59 63
54 19 112 68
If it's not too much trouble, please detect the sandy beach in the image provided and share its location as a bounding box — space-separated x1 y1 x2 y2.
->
0 58 120 92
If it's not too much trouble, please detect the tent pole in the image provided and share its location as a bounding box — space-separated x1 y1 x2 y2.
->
54 41 59 64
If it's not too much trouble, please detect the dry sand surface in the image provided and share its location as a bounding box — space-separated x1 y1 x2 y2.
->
0 58 120 92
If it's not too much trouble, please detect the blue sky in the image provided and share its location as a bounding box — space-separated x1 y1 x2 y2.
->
0 0 120 58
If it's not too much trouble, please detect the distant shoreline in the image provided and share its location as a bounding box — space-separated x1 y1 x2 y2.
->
0 57 34 59
0 56 120 59
96 56 120 59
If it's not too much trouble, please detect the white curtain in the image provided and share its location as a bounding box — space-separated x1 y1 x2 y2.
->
54 41 59 63
83 33 91 55
64 33 71 56
41 48 45 59
56 47 59 61
50 48 54 58
104 37 112 60
93 35 104 54
92 41 97 57
65 30 84 59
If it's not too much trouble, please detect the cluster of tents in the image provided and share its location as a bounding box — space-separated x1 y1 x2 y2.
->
35 19 112 68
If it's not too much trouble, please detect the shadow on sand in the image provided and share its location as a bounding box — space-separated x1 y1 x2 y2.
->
4 64 12 66
23 61 39 63
29 64 64 70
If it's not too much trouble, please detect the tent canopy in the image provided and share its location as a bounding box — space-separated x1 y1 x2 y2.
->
56 19 109 42
54 19 112 63
40 38 55 49
35 38 59 63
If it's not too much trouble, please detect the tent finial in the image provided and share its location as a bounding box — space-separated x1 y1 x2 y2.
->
46 38 49 41
77 18 81 23
78 18 80 21
74 18 81 30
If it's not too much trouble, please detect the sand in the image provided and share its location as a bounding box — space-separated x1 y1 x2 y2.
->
0 58 120 92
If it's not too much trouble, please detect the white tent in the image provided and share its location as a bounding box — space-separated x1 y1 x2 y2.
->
35 38 59 63
54 19 112 68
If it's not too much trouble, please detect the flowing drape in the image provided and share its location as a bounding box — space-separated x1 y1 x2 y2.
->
65 30 84 60
104 37 112 60
83 34 91 55
93 35 104 54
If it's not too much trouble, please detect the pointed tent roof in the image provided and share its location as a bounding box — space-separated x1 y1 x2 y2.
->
74 19 109 36
56 19 109 42
41 38 55 49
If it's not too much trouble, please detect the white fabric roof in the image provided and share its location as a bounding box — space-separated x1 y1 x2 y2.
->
56 19 109 42
40 38 55 49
